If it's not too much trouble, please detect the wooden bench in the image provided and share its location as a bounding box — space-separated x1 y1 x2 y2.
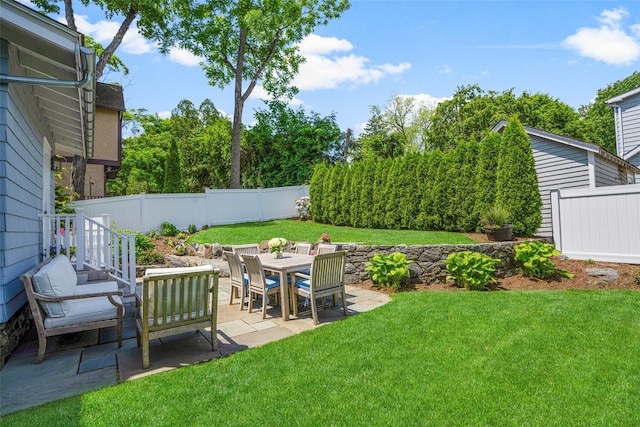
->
20 256 124 364
136 265 219 368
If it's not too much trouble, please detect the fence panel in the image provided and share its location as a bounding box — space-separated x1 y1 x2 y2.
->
72 186 309 233
551 184 640 264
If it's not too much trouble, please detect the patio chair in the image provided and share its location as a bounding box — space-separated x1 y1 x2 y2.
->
292 251 348 324
231 244 260 255
241 254 282 319
294 242 313 255
316 243 337 255
20 255 124 364
136 265 219 369
224 250 248 309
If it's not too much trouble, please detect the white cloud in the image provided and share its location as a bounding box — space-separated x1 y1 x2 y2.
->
437 64 452 74
73 14 155 55
562 7 640 65
157 111 171 119
248 85 303 106
398 93 450 110
168 47 203 67
293 34 412 91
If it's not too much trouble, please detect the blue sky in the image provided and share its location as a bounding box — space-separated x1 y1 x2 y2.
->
19 0 640 136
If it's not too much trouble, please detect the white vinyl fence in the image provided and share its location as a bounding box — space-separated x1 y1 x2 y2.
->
71 186 309 234
550 184 640 264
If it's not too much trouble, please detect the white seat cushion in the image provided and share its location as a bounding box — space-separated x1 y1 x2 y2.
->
44 295 123 328
75 281 119 295
33 256 78 317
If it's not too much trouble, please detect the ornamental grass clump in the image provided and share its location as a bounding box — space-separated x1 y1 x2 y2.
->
480 206 510 231
514 241 574 279
445 251 500 291
365 252 413 290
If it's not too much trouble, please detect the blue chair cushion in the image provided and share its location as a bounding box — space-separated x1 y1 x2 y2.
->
294 279 310 291
265 276 280 290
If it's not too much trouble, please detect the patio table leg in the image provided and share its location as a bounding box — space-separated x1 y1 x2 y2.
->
280 269 290 321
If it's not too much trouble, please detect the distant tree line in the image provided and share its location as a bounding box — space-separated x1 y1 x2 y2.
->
107 100 343 195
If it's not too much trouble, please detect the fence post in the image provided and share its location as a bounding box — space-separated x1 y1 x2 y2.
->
75 209 85 270
550 190 562 251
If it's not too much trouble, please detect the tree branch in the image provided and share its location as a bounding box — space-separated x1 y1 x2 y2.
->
95 7 138 81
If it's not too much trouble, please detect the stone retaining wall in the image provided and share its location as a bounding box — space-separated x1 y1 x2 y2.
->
338 242 521 285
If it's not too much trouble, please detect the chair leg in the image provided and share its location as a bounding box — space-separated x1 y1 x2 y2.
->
229 286 235 305
142 329 150 369
35 336 47 364
248 290 254 313
311 300 319 325
239 285 246 310
341 289 348 317
262 292 268 319
117 306 123 347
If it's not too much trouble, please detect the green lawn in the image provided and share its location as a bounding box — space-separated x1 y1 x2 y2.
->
188 219 477 245
4 291 640 425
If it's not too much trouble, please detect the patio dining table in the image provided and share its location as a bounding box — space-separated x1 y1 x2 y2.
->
257 252 313 321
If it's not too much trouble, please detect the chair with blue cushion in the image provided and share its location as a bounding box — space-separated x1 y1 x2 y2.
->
294 242 313 255
224 250 248 309
241 254 282 319
292 251 348 324
231 244 260 256
316 243 337 255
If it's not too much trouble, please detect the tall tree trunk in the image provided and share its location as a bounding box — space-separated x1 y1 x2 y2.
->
63 0 76 30
71 155 86 199
230 29 248 189
95 7 137 80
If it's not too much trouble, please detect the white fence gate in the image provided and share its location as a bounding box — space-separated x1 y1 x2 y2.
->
71 185 310 233
550 184 640 264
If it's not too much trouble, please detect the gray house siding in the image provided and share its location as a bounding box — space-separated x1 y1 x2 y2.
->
594 155 625 186
616 96 640 160
530 135 591 237
0 45 49 322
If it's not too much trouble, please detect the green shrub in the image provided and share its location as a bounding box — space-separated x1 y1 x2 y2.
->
445 251 500 291
188 224 197 234
365 252 414 290
138 248 165 265
160 221 179 237
514 241 574 279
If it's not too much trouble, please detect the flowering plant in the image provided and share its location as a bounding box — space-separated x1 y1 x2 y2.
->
480 207 511 231
268 237 288 253
318 233 331 243
294 196 311 221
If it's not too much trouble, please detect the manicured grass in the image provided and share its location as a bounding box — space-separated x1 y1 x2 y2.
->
188 219 477 245
4 291 640 425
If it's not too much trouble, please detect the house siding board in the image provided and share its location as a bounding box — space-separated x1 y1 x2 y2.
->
531 135 591 238
0 83 46 322
594 156 623 187
617 96 640 158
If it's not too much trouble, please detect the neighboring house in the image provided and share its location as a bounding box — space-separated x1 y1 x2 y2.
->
607 87 640 180
491 120 639 238
57 82 125 198
0 0 96 362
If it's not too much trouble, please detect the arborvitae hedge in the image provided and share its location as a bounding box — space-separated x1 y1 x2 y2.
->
308 118 541 236
495 117 542 236
473 131 501 231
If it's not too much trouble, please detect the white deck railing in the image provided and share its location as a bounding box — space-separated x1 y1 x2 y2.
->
42 209 137 294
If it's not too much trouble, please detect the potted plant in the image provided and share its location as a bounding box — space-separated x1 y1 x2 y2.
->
480 207 513 241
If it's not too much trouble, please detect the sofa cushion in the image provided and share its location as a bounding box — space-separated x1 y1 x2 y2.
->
44 295 123 329
75 281 119 295
32 256 78 317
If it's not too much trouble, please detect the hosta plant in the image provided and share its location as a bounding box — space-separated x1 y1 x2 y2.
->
445 251 500 291
514 241 574 279
365 252 414 290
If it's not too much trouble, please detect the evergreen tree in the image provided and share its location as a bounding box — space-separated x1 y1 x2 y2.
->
458 139 480 231
336 165 352 226
349 162 364 228
384 157 404 229
359 159 377 228
495 117 542 236
397 154 420 229
473 132 502 231
163 138 184 193
326 164 344 225
371 159 391 228
309 163 328 223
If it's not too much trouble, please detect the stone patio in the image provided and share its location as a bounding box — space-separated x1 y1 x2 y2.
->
0 278 390 415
